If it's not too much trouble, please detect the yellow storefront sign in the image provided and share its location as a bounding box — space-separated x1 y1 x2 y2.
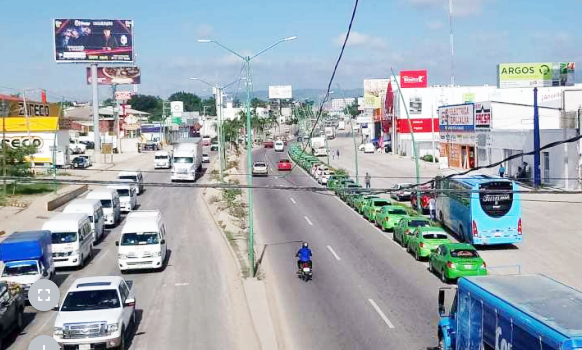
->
1 101 61 132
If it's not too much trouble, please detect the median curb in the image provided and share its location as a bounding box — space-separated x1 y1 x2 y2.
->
46 185 88 211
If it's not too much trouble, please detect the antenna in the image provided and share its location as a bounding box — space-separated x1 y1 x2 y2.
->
449 0 455 87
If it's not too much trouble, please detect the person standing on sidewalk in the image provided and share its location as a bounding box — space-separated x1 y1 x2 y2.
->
336 149 340 159
499 164 506 178
365 172 371 189
429 196 437 221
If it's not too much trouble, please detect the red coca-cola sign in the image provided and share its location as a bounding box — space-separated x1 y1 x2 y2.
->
400 70 428 88
397 118 439 133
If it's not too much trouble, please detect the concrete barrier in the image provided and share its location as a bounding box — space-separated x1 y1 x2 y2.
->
46 185 88 211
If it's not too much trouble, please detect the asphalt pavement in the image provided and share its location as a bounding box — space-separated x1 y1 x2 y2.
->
253 146 445 350
6 151 258 350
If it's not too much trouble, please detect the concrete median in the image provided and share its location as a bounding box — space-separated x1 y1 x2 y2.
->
46 185 88 211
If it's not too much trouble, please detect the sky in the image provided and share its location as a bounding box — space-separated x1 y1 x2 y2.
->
2 0 582 102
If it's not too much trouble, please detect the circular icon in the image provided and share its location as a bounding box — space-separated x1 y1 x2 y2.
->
28 279 60 312
28 335 60 350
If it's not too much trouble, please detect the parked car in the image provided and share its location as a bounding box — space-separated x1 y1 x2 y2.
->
202 153 210 163
263 140 274 148
0 281 25 346
375 205 409 231
319 170 334 185
390 183 414 201
407 227 451 261
354 194 378 212
77 155 92 166
410 185 433 214
252 161 268 176
278 159 292 171
79 140 95 150
72 156 90 169
210 143 219 151
363 198 392 222
429 243 487 283
393 216 431 247
363 143 375 153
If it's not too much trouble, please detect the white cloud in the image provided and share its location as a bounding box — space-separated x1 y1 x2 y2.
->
333 31 387 49
406 0 491 17
427 20 444 30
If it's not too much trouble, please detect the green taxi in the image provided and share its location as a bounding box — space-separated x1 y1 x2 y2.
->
363 198 392 222
393 216 431 247
354 195 379 213
429 243 487 283
375 206 409 231
327 174 348 189
407 227 451 261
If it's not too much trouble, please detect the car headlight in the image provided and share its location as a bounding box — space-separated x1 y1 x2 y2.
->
118 254 127 260
155 251 162 257
54 327 63 337
106 323 119 335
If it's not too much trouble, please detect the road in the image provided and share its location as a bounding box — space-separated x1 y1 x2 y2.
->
252 146 445 350
6 151 258 350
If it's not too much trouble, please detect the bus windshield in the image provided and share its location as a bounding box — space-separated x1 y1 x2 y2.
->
479 181 513 218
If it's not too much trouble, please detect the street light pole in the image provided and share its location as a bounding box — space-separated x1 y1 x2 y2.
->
336 85 359 184
198 36 297 277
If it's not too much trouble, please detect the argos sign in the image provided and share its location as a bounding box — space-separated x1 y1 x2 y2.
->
400 70 428 88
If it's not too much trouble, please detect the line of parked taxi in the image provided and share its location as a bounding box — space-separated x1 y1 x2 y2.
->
287 144 488 284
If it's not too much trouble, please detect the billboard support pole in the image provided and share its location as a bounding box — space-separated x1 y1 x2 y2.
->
1 101 7 195
533 87 541 188
91 64 101 159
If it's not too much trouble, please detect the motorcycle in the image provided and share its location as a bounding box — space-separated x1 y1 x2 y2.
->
298 261 313 281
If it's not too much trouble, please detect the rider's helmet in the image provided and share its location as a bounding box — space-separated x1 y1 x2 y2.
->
302 242 309 248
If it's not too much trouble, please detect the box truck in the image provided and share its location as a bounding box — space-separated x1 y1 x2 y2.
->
438 274 582 350
171 138 203 182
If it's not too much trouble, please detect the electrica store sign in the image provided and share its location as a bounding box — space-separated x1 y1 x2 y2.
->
439 104 475 132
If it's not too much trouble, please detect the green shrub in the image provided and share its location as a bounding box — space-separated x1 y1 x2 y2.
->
421 154 439 162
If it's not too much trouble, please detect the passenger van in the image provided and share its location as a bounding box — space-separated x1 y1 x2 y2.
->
86 188 121 226
63 199 105 242
117 171 144 195
154 151 171 169
107 184 137 212
42 213 93 268
115 210 167 272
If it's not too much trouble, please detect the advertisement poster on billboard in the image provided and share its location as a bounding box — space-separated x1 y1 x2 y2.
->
268 85 293 99
364 79 390 109
54 19 134 62
497 62 575 88
397 118 438 133
86 66 141 85
409 96 422 114
115 91 133 101
399 70 428 88
474 102 492 130
439 103 475 132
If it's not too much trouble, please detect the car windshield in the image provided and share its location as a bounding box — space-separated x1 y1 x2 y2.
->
155 155 168 159
121 232 160 245
409 220 430 227
451 249 479 258
174 157 194 163
255 163 266 167
2 262 39 277
99 199 112 208
52 231 78 243
116 189 130 197
203 154 209 157
374 201 390 207
119 175 137 181
423 233 448 240
389 209 407 215
61 289 120 311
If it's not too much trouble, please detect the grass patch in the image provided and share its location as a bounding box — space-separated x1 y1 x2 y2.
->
227 159 239 169
10 183 54 195
222 187 242 204
229 206 247 219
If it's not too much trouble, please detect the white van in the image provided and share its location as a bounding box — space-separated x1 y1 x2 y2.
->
108 184 137 212
86 188 121 227
116 210 167 272
63 199 105 242
274 140 285 152
154 151 171 169
118 171 144 195
42 213 94 268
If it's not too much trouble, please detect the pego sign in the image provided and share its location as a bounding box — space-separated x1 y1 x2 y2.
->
400 70 428 88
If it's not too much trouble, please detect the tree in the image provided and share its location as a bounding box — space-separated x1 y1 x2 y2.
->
168 91 201 112
344 100 360 118
127 94 162 115
102 98 115 107
1 144 38 177
251 98 267 108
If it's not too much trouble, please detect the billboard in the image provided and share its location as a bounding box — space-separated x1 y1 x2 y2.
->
1 101 61 132
439 103 475 132
86 66 141 85
474 102 491 130
397 118 439 133
364 79 390 109
268 85 292 99
54 19 134 63
400 70 428 88
115 91 133 101
497 62 575 88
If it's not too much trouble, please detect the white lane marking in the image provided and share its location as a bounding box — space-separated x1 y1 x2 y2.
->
368 298 396 329
290 197 297 204
175 283 190 286
327 245 341 261
304 216 314 226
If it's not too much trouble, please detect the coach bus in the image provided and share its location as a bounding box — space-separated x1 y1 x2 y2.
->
435 175 522 245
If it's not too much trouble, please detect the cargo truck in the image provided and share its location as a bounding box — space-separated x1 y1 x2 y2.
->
171 138 203 182
0 231 55 299
437 274 582 350
325 127 335 140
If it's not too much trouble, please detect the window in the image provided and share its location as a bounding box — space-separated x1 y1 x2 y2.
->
100 199 113 208
0 289 10 304
423 233 448 239
119 282 129 302
121 232 160 245
479 181 513 218
61 290 121 311
451 249 479 258
52 231 78 244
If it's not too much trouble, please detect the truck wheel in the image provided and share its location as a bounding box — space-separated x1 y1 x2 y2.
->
438 333 446 350
118 327 125 350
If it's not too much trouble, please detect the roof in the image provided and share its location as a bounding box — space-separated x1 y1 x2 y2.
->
416 226 447 232
86 188 117 197
64 105 150 121
118 171 140 177
69 276 123 292
108 184 133 190
441 242 475 250
64 198 101 212
122 215 161 234
43 213 88 228
451 174 510 188
0 94 23 102
3 230 50 243
465 274 582 338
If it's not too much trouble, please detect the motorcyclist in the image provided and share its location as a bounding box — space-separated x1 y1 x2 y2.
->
296 242 312 273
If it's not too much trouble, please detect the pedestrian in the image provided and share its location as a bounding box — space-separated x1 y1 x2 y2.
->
429 196 437 221
498 164 506 178
365 172 371 189
331 149 335 160
336 149 340 159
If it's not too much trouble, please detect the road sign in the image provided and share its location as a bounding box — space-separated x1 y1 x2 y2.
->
115 91 133 101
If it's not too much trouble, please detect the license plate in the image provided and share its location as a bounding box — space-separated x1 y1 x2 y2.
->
495 231 502 237
464 265 474 269
79 344 91 350
303 267 310 272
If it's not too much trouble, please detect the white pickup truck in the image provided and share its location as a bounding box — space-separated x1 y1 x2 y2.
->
53 276 136 349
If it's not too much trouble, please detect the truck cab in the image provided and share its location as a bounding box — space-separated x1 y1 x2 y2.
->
53 276 136 349
171 140 202 182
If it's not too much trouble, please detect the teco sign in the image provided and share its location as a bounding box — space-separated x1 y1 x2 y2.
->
115 91 133 101
1 136 44 149
400 70 428 88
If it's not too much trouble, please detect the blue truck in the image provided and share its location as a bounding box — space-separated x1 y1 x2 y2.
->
0 230 55 299
438 274 582 350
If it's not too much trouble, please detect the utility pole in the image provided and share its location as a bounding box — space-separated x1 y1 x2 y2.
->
244 57 255 277
1 100 7 195
533 87 541 188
